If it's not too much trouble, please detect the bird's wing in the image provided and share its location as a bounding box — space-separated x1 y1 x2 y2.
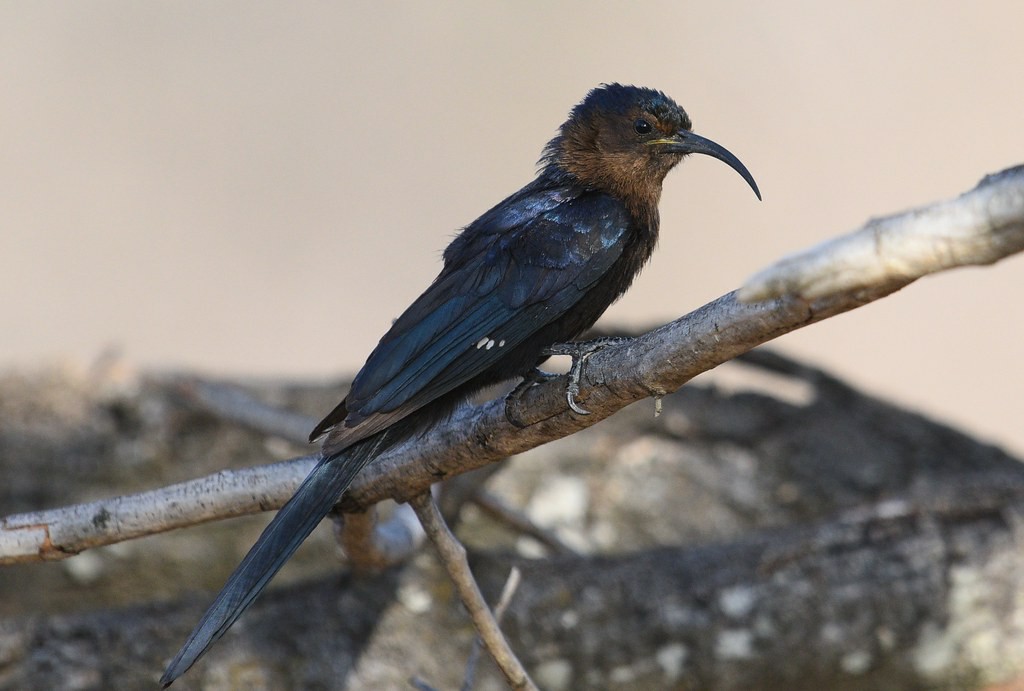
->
317 187 632 450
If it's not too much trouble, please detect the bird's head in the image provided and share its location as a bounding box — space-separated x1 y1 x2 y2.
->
542 83 760 211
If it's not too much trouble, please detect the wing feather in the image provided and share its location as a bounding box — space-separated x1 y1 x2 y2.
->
319 185 631 449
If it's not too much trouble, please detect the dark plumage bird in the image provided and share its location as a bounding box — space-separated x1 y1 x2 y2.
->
161 83 760 686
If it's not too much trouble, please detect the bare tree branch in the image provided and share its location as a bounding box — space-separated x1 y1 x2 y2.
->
1 164 1022 564
0 457 315 564
339 165 1024 510
740 164 1024 301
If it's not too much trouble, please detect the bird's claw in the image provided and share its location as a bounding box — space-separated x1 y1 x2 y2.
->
545 336 631 416
563 350 592 415
506 337 631 423
566 388 590 415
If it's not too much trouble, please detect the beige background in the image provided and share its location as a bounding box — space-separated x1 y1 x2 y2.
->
3 3 1023 455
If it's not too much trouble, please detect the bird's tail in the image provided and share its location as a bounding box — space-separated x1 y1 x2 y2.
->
160 433 389 687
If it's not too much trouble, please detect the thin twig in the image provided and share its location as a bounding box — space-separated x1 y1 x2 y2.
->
409 493 537 691
461 567 523 691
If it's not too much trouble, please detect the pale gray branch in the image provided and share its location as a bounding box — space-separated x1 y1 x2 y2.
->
739 164 1024 301
0 457 315 564
2 164 1022 564
338 165 1024 510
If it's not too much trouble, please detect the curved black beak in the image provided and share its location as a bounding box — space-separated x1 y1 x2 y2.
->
658 130 761 200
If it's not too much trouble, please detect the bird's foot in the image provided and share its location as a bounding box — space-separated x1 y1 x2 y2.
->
504 368 559 428
544 336 631 415
504 337 630 424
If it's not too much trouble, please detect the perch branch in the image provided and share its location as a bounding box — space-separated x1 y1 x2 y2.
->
0 457 315 564
740 165 1024 301
2 164 1022 563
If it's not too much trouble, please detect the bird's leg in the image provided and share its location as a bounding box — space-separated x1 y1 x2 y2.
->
504 337 631 424
504 368 558 428
545 337 630 415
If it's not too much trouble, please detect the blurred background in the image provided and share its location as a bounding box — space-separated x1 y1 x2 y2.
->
3 2 1023 455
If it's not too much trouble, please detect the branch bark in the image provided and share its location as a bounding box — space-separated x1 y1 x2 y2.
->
0 458 315 564
337 165 1024 511
740 165 1024 301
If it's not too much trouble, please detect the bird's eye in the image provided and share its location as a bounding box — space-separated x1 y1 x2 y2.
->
633 118 653 135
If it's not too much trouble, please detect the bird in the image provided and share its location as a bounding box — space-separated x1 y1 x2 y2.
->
160 83 760 686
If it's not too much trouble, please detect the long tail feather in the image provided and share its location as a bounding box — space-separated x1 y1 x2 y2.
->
160 436 385 686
